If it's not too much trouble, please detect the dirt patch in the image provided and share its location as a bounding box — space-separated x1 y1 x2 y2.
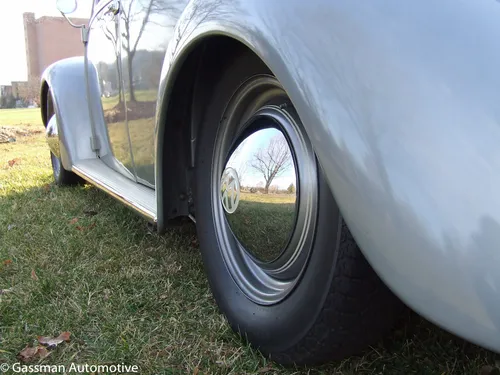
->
104 101 156 123
0 126 43 143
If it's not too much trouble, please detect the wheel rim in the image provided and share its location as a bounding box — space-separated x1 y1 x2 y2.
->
211 75 318 305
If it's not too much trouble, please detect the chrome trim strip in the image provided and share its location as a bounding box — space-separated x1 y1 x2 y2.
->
72 165 157 223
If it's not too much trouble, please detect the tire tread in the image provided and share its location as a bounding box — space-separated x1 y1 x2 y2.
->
271 223 401 364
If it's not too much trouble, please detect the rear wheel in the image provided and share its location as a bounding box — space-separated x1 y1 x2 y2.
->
46 89 81 186
194 51 402 365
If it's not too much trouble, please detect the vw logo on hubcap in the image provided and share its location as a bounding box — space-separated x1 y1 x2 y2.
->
221 167 240 214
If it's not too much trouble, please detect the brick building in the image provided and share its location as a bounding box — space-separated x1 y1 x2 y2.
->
11 81 29 98
23 12 88 79
0 85 12 98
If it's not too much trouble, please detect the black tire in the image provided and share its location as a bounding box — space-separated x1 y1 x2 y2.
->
194 51 402 365
46 89 81 186
50 152 80 186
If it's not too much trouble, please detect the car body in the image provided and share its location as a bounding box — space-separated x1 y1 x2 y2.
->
42 0 500 362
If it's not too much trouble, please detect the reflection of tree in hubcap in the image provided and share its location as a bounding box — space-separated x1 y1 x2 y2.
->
221 167 240 214
221 126 299 264
251 135 292 194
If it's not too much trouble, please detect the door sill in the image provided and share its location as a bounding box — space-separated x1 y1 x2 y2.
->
72 159 156 222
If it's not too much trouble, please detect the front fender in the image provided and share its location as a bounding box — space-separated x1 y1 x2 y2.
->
41 57 110 169
158 0 500 352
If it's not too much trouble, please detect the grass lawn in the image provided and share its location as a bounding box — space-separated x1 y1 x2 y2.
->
226 193 296 262
101 90 157 111
0 108 43 128
0 108 498 374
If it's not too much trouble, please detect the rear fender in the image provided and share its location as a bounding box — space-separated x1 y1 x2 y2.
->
41 57 111 169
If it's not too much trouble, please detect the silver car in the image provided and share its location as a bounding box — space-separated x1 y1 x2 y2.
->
43 0 500 364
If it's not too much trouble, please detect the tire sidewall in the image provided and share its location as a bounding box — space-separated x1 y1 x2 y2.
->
194 56 342 355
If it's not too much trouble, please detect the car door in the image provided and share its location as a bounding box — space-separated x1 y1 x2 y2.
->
88 0 136 180
119 0 187 187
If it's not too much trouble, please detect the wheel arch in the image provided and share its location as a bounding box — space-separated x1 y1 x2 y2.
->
40 80 49 127
155 34 269 232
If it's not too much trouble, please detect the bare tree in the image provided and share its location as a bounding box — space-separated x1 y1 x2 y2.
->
20 77 41 106
269 185 279 194
236 163 247 186
168 0 225 64
121 0 155 102
121 0 179 102
102 22 123 104
250 135 292 194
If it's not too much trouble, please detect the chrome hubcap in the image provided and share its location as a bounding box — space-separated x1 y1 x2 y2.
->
212 75 318 305
222 128 298 264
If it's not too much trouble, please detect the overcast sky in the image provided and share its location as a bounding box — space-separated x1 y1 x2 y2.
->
0 0 92 85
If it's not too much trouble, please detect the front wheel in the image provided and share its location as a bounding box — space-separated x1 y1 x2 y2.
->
50 150 79 186
194 51 402 365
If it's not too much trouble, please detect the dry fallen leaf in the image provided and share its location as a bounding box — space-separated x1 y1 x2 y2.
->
193 366 199 375
43 184 51 192
7 158 21 167
76 223 96 231
69 218 79 225
18 332 71 362
3 259 12 266
37 346 51 359
18 345 51 362
18 345 39 362
31 269 39 281
38 331 71 348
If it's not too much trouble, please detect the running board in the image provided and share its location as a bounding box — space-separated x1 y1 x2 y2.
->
72 159 157 222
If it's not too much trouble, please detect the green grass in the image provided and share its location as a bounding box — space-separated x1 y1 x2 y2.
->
0 110 498 374
102 91 157 181
101 90 157 111
226 193 296 262
0 108 42 128
107 117 155 168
